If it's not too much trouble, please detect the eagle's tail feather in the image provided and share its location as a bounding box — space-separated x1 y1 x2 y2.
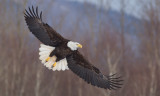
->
39 44 69 71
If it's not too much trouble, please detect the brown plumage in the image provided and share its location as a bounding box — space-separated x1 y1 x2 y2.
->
24 6 66 46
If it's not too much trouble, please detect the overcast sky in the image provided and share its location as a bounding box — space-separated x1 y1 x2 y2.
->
14 0 148 19
70 0 148 19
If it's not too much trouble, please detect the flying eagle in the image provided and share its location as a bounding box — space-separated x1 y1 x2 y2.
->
24 6 123 90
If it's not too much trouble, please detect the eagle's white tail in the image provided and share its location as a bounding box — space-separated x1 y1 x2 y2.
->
39 44 69 71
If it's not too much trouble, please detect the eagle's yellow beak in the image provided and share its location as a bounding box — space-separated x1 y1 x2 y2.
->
77 44 82 48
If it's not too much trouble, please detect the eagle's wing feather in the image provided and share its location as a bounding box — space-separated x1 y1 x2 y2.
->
24 6 65 46
67 51 123 90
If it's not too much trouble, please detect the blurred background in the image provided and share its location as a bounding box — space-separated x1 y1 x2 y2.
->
0 0 160 96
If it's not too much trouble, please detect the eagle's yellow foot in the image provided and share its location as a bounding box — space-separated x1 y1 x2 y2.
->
46 57 50 62
53 62 56 67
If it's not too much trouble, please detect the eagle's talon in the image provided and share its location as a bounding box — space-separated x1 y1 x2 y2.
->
53 62 56 67
46 57 50 62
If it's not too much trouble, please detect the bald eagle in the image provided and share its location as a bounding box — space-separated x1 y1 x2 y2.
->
24 6 123 90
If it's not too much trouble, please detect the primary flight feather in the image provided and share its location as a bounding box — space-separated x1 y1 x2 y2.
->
24 6 123 90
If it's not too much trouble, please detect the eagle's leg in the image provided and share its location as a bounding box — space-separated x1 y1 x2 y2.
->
46 51 56 62
46 57 50 62
53 62 56 67
52 58 61 67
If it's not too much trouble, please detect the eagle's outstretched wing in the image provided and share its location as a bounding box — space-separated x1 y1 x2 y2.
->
24 6 65 46
66 51 123 90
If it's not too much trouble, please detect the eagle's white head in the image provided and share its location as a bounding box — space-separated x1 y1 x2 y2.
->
67 41 82 51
